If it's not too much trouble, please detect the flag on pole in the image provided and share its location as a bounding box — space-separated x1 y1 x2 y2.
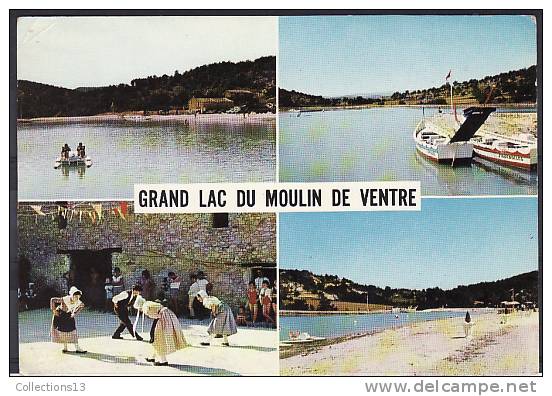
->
445 70 452 81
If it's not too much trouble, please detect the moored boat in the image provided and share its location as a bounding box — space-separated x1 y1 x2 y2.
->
122 114 152 122
471 132 537 170
414 107 496 166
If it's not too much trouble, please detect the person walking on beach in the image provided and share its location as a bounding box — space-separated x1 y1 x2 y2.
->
141 301 187 366
50 286 87 354
196 290 237 346
463 311 474 338
112 284 144 341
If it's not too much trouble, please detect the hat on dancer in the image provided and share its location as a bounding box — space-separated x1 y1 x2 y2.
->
69 286 82 296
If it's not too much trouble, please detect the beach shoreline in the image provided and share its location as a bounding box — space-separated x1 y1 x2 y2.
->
280 102 537 113
280 311 539 376
17 112 276 125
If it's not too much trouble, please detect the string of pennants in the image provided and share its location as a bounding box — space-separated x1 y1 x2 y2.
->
19 202 131 224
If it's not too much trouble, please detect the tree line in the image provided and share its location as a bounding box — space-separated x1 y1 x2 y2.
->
279 65 537 108
17 56 276 118
279 269 538 311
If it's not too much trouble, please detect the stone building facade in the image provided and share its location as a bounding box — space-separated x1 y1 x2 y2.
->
17 202 276 313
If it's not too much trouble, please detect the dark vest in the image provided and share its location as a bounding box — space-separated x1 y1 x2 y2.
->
118 290 135 308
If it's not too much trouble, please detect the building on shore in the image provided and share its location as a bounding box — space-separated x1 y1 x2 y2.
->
188 97 234 113
17 202 276 313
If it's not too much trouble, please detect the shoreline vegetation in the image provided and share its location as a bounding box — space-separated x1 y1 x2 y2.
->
279 65 536 110
280 311 539 375
279 269 539 312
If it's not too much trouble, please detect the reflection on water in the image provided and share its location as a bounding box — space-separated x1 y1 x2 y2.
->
280 310 489 340
279 108 538 196
18 119 276 200
60 164 87 179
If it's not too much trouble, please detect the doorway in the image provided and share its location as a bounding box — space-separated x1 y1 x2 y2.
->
58 248 121 309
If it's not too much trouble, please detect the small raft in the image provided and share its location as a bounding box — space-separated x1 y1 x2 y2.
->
54 155 93 169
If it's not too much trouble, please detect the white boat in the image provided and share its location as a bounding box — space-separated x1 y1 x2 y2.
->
122 114 152 122
414 107 496 166
54 154 93 169
471 132 537 171
282 331 326 344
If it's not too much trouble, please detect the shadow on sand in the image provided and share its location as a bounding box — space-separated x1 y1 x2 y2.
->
68 350 241 375
223 344 276 353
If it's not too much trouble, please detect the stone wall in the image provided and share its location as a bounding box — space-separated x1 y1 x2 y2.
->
17 202 276 312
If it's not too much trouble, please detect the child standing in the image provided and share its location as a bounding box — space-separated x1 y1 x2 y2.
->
259 280 274 324
246 281 258 323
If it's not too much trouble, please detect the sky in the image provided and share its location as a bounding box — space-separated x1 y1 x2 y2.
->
279 198 538 290
17 16 277 89
279 15 537 97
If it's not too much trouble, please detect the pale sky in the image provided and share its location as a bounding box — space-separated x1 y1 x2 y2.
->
280 15 537 97
17 16 277 89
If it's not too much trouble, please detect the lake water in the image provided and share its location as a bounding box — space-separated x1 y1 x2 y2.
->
279 107 538 196
279 310 487 340
18 119 276 200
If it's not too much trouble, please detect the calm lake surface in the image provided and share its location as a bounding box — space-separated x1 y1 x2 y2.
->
280 310 487 340
279 107 538 196
18 119 276 200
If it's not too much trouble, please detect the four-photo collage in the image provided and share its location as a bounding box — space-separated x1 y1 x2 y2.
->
14 13 540 376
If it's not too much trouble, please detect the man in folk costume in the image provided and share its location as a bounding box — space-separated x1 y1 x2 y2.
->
196 290 237 346
50 286 87 354
111 284 144 341
141 301 187 366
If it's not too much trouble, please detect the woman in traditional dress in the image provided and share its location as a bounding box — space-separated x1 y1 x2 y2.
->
50 286 87 354
141 301 187 366
196 290 237 346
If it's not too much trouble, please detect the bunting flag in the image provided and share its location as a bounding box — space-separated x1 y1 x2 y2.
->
20 203 130 224
30 205 45 216
116 201 128 220
92 203 103 221
120 201 128 217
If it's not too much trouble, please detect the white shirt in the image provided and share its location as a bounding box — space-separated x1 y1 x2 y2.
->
255 276 269 290
112 290 130 304
188 281 200 296
197 278 209 291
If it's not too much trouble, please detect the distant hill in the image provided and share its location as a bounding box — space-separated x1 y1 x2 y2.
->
17 56 276 118
279 65 537 108
279 269 539 311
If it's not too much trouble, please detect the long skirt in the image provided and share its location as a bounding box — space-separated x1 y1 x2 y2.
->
152 308 187 357
51 311 78 344
207 304 238 336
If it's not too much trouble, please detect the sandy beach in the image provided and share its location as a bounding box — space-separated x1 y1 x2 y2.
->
18 309 278 376
17 112 276 125
280 311 539 376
